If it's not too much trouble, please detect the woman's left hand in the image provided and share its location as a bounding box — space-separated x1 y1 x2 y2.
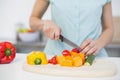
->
80 38 102 55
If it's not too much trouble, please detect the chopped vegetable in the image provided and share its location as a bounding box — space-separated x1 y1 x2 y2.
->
73 56 82 67
62 50 71 56
71 48 80 53
48 55 57 65
56 49 86 67
84 54 95 66
59 55 73 67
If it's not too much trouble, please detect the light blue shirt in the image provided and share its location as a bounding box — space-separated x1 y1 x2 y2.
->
44 0 111 57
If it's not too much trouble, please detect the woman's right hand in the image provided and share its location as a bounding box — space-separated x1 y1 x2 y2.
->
42 20 61 40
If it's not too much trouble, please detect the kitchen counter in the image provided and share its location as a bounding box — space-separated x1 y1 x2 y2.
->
0 53 120 80
14 41 120 57
1 38 120 56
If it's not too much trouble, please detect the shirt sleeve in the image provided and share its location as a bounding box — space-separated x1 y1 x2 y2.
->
106 0 111 3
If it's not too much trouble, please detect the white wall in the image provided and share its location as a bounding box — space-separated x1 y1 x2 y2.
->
0 0 51 40
0 0 119 40
112 0 120 16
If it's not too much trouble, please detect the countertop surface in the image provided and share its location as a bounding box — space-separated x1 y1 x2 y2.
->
0 53 120 80
0 38 120 48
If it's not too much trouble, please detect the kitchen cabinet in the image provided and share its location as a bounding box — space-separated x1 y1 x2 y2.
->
15 41 46 53
105 43 120 57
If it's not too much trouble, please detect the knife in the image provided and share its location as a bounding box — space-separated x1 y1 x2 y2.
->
60 35 81 50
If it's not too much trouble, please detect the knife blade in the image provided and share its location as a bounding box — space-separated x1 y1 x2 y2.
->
60 35 80 49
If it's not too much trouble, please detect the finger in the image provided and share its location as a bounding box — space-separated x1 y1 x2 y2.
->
81 41 95 54
93 49 99 55
49 31 55 40
42 23 50 32
80 38 93 50
44 28 54 39
44 27 51 38
55 33 60 40
54 28 61 40
86 46 97 55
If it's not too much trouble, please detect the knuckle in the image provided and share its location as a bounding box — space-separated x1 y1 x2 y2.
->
94 42 97 45
87 52 91 55
50 37 54 40
84 48 89 53
45 27 50 32
87 51 91 55
88 45 92 48
55 35 59 39
93 47 97 51
88 48 95 54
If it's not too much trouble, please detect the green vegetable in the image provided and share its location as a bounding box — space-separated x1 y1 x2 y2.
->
34 58 42 65
18 28 28 33
84 54 95 66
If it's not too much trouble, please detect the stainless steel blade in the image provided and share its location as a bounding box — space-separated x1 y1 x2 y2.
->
60 35 80 48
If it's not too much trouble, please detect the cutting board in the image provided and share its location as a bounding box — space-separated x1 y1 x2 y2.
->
22 58 117 78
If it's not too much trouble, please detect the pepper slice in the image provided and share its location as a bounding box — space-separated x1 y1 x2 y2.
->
48 55 58 65
62 50 71 56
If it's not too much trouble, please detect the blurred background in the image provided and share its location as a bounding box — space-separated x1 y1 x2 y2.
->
0 0 120 57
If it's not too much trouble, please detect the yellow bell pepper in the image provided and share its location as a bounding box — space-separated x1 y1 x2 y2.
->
73 56 82 67
79 53 85 64
27 51 48 65
58 55 73 67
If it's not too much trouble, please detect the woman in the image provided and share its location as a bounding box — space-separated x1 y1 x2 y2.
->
30 0 113 57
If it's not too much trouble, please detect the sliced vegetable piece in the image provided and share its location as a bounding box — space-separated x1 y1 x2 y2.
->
79 53 85 64
73 56 83 67
62 50 71 56
70 51 78 57
84 54 95 66
71 48 80 53
48 55 57 65
60 56 73 67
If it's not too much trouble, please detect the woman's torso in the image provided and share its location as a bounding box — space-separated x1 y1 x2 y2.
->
44 0 111 57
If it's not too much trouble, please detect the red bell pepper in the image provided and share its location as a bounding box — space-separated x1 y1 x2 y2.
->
48 55 57 65
0 41 16 64
62 50 71 56
71 48 80 53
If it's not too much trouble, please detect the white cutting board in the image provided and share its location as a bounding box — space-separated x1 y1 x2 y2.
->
23 58 117 78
